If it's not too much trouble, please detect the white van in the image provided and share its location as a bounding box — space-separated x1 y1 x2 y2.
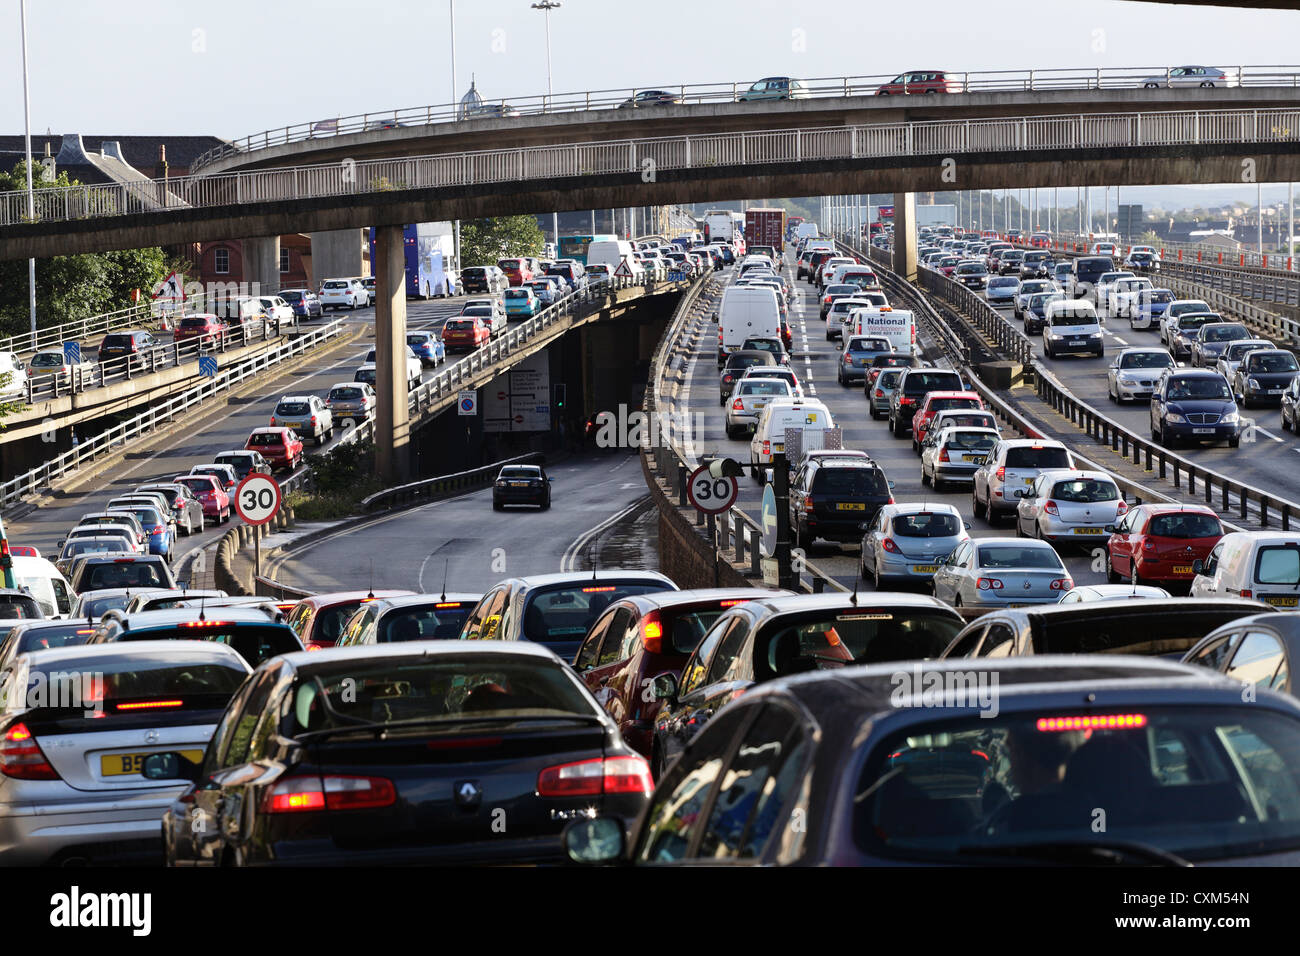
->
0 352 28 400
749 398 834 480
716 286 782 367
795 223 820 240
851 307 917 355
9 555 76 619
587 239 642 280
1044 298 1104 359
1190 532 1300 607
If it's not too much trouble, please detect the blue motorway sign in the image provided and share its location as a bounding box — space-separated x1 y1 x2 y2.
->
62 341 81 365
198 356 218 378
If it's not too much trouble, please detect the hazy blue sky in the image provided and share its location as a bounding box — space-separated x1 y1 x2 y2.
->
4 0 1299 139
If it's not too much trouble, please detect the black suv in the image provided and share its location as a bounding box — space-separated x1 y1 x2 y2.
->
791 457 894 551
888 367 966 437
97 330 158 365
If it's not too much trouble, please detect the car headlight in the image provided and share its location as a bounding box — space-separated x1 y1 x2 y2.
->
1248 377 1261 390
1165 413 1187 424
1221 409 1240 424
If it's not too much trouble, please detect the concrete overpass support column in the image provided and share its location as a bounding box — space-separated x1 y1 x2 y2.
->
243 236 281 295
892 193 917 282
310 229 364 288
374 225 411 485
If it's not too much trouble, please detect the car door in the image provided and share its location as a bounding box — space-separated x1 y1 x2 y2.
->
661 616 740 765
1108 509 1138 575
578 607 635 711
933 540 972 603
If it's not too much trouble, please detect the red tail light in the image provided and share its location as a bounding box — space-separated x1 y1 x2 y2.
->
899 397 915 406
537 756 653 797
874 388 884 398
882 538 901 553
1240 588 1253 599
996 466 1006 482
305 642 323 651
938 447 950 462
1044 501 1059 516
641 612 664 654
1116 500 1129 515
265 774 396 813
762 441 770 456
0 723 58 780
1038 713 1146 732
731 398 744 411
976 577 1004 591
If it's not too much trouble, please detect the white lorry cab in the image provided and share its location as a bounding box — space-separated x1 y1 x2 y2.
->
851 306 917 355
716 286 782 368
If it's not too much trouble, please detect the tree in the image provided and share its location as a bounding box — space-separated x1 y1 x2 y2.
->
0 370 25 427
1139 230 1163 247
458 216 545 266
0 161 180 337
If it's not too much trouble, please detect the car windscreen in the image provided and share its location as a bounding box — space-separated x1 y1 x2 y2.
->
1004 446 1071 469
522 583 673 645
1166 377 1232 400
811 467 889 497
1248 353 1299 373
1146 513 1222 539
79 561 170 591
853 706 1300 863
1051 478 1119 502
275 402 311 416
1120 352 1173 369
753 608 960 678
284 655 594 733
119 624 300 667
376 603 474 643
892 512 962 537
976 544 1064 570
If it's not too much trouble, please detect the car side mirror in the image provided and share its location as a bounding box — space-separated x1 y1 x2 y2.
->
563 817 626 865
651 672 679 702
142 751 203 783
1192 559 1205 575
1104 525 1116 534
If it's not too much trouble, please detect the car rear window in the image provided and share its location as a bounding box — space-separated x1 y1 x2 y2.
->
523 583 674 645
323 281 346 289
275 402 311 416
1051 478 1118 502
248 433 285 447
377 603 474 643
1146 513 1222 539
463 268 487 277
928 397 981 412
893 512 961 537
944 430 997 450
101 335 131 348
79 560 170 591
811 466 889 498
118 623 299 667
176 477 219 495
754 608 960 677
1004 446 1071 469
330 387 363 400
976 544 1063 569
0 595 42 619
281 291 303 301
500 260 523 269
904 372 963 394
179 318 211 329
445 320 472 330
505 289 529 298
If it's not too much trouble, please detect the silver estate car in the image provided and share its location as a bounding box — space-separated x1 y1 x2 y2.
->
920 426 1000 491
931 537 1073 608
860 503 970 589
0 641 251 865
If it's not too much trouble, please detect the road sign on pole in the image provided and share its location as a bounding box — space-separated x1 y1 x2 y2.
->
686 464 738 515
198 356 218 378
62 341 80 365
760 483 778 557
234 474 282 526
458 390 477 416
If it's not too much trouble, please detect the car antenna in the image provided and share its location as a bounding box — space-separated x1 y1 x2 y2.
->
440 559 449 603
198 592 206 623
369 558 375 600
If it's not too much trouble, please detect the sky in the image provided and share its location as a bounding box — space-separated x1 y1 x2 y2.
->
4 0 1299 140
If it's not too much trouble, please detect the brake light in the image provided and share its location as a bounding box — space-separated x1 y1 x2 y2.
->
177 620 232 628
762 441 770 456
731 398 745 411
996 467 1005 482
1049 578 1072 590
1240 588 1253 599
718 599 746 607
641 612 664 654
1044 500 1059 516
582 586 616 593
976 577 1004 590
115 699 183 711
305 642 322 651
537 755 653 797
882 538 901 554
938 448 950 462
1116 500 1128 516
0 723 58 780
1037 714 1146 732
874 388 884 397
265 774 396 813
899 397 915 406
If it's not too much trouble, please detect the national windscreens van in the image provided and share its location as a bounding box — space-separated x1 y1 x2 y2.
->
851 307 917 355
716 286 781 368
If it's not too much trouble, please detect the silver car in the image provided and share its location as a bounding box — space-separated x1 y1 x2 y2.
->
325 381 376 425
0 641 251 865
860 503 970 589
1014 469 1127 544
1215 339 1273 384
920 426 1000 491
136 482 205 538
931 537 1072 608
971 438 1076 525
867 367 905 420
1107 347 1174 403
725 377 793 439
1141 65 1236 89
1160 299 1212 347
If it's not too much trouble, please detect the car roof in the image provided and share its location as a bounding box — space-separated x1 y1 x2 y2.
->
20 639 249 670
505 570 676 591
276 395 314 403
109 607 288 628
276 639 567 671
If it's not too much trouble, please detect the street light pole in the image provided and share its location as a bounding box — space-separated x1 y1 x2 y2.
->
21 0 36 344
450 0 460 272
532 1 560 108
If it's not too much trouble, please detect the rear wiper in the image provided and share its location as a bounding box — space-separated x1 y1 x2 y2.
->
957 839 1190 867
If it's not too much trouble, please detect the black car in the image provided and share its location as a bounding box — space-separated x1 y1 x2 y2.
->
645 593 962 779
87 607 305 668
939 598 1273 659
1023 292 1065 335
68 554 175 593
953 262 989 290
889 367 966 437
1235 349 1300 407
1019 252 1053 279
1183 611 1300 698
996 250 1025 276
1282 375 1300 432
617 89 680 109
151 643 653 865
791 456 894 550
493 463 551 510
97 330 158 365
1068 256 1116 300
564 656 1300 866
720 350 777 402
1126 251 1161 273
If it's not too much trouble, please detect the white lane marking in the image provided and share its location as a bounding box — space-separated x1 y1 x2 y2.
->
1253 426 1284 443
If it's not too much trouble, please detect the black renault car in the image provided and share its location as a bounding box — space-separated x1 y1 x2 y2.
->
150 643 653 865
492 463 551 511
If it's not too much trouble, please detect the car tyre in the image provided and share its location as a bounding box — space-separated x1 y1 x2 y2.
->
1228 435 1241 449
984 495 998 527
493 500 503 512
1106 552 1121 584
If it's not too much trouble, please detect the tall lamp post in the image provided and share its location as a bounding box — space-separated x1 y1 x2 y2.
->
449 0 460 273
531 1 561 251
21 0 36 344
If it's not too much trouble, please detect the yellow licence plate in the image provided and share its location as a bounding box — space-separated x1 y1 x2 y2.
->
772 444 784 453
1265 595 1299 608
912 565 938 573
836 502 867 511
102 749 203 777
1073 528 1104 535
1172 565 1194 574
962 454 985 462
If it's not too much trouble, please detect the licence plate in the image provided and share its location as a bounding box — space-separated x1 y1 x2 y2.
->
1172 565 1193 574
772 444 784 453
1072 528 1104 535
912 565 938 573
1265 595 1299 607
1192 427 1214 434
509 481 528 487
102 749 204 777
962 454 985 462
836 502 867 511
1269 389 1284 395
1069 339 1085 346
281 421 302 430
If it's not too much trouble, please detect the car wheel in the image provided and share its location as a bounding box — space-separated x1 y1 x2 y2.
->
1228 436 1241 449
953 594 963 608
1015 517 1024 538
1283 413 1292 432
868 403 879 419
493 500 503 511
316 432 326 447
984 495 998 527
1201 81 1215 88
1144 82 1159 89
933 475 945 493
1106 552 1121 584
921 466 930 487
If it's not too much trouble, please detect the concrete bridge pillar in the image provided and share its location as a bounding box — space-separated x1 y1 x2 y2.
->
310 229 364 288
374 225 411 485
243 236 281 295
892 192 917 282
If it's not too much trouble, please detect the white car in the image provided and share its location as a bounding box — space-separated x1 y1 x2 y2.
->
1094 271 1136 314
364 347 422 387
320 278 370 311
257 296 297 332
1014 469 1127 543
1107 277 1155 320
0 351 29 399
1107 348 1175 403
27 348 91 386
972 438 1076 525
1215 339 1274 384
270 394 334 446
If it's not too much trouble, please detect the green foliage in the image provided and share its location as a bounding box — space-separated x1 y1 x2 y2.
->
1138 230 1163 246
0 161 177 338
287 439 382 518
0 370 26 427
459 215 545 266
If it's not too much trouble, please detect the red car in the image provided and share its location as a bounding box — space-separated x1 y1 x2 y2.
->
173 313 227 344
441 317 491 352
573 588 773 765
284 589 415 649
245 426 304 472
911 391 985 449
171 474 231 525
875 70 964 95
497 258 533 286
1106 504 1225 587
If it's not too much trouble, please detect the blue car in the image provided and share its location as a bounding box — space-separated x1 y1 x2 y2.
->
504 288 540 318
1150 369 1242 449
523 280 556 307
279 289 322 319
986 276 1020 304
406 331 445 368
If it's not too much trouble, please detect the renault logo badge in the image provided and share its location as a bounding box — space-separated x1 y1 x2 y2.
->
455 780 482 808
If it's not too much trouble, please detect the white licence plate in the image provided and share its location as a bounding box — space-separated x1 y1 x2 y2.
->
1192 427 1215 434
1069 339 1086 346
1269 389 1284 395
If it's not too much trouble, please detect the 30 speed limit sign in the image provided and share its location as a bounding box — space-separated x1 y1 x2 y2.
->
686 464 739 515
234 474 282 526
